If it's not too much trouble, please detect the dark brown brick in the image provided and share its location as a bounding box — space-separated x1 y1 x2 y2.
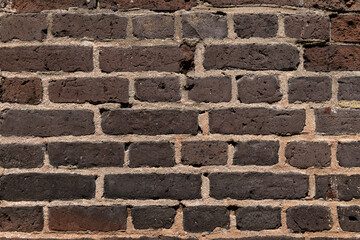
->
204 44 299 71
48 142 124 168
209 173 308 200
181 141 228 166
332 15 360 43
311 238 359 240
304 45 360 72
12 0 96 12
52 14 127 40
0 110 94 137
183 206 229 233
209 108 305 135
206 0 301 7
133 15 174 39
305 0 360 11
288 76 332 103
104 237 196 240
236 206 281 230
338 77 360 101
233 141 279 166
49 77 129 104
0 46 93 72
49 206 127 231
186 76 232 103
182 13 227 39
100 45 194 73
0 77 42 104
337 142 360 167
131 206 176 229
285 142 331 169
237 75 282 103
0 207 43 232
234 14 278 38
315 175 360 201
0 144 44 168
100 0 197 11
101 110 198 135
135 78 180 102
0 14 47 42
104 174 201 200
285 14 330 40
215 238 304 240
0 173 95 201
286 206 332 233
338 206 360 232
315 108 360 135
129 142 175 168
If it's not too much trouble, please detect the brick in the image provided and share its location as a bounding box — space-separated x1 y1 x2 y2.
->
52 14 127 40
0 207 43 232
181 141 228 166
311 239 359 240
237 75 282 103
0 46 93 72
204 44 299 71
209 108 305 135
286 206 332 233
288 77 332 103
182 13 227 39
49 77 129 104
183 206 229 233
315 175 360 201
234 14 278 38
133 15 174 39
209 173 308 200
0 77 42 104
135 77 180 102
332 15 360 43
0 144 44 168
338 77 360 101
236 206 281 230
0 14 47 42
206 0 301 7
0 173 95 201
215 238 304 240
49 206 127 231
48 142 124 168
284 14 330 40
104 238 196 240
186 76 232 103
285 142 331 169
104 174 201 200
100 45 194 73
337 142 360 167
131 206 176 229
0 110 94 137
233 141 279 166
304 45 360 71
100 0 197 11
129 142 175 168
101 110 198 135
12 0 96 12
305 0 360 11
337 206 360 232
315 108 360 135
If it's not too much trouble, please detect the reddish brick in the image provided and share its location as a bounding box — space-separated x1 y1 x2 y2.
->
337 206 360 232
233 141 279 166
135 78 180 102
338 77 360 101
337 142 360 167
100 0 197 11
0 77 42 104
236 206 281 230
0 144 44 168
49 206 127 231
305 0 360 11
0 110 94 137
181 141 228 166
133 15 174 39
0 207 43 232
288 77 332 103
49 77 129 104
304 45 360 72
131 206 176 229
234 14 278 38
204 44 299 71
12 0 96 13
206 0 301 7
0 14 47 42
186 76 232 103
285 14 330 41
315 175 360 201
332 15 360 43
52 14 127 40
287 206 332 232
0 46 93 72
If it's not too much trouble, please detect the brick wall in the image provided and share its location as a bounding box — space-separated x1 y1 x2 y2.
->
0 0 359 239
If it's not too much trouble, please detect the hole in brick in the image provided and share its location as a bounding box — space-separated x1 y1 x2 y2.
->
99 108 109 114
349 216 358 221
236 75 244 80
227 140 237 147
215 11 226 16
184 83 195 91
203 172 209 177
120 103 132 108
348 21 355 26
197 126 203 134
124 142 131 151
227 205 238 211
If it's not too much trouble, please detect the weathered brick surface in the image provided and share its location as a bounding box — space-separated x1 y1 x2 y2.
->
337 142 360 167
0 207 43 232
0 144 44 168
233 141 279 166
131 206 176 229
100 0 197 11
129 142 175 167
305 0 360 11
12 0 96 12
234 14 278 38
134 78 180 102
288 77 332 103
338 77 360 101
331 15 360 43
236 206 281 230
181 141 228 166
0 77 42 104
133 15 174 39
337 206 360 232
206 0 301 7
315 175 360 201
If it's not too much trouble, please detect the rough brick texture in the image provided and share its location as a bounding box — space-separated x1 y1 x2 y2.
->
129 142 175 167
0 144 44 168
337 142 360 167
234 14 278 38
338 77 360 101
131 206 176 229
0 77 42 104
331 15 360 43
233 141 279 166
0 207 43 232
315 108 360 134
135 77 180 102
288 77 332 103
181 141 228 166
315 175 360 201
133 15 174 39
337 206 360 232
236 207 281 230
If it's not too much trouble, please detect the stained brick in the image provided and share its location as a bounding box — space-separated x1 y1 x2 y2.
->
0 77 42 104
0 207 43 232
12 0 96 12
182 13 227 39
133 15 174 39
234 14 278 38
285 14 330 40
315 175 360 201
100 0 197 11
332 15 360 43
206 0 301 7
305 0 360 11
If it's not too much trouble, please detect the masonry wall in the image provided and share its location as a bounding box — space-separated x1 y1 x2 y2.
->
0 0 359 239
